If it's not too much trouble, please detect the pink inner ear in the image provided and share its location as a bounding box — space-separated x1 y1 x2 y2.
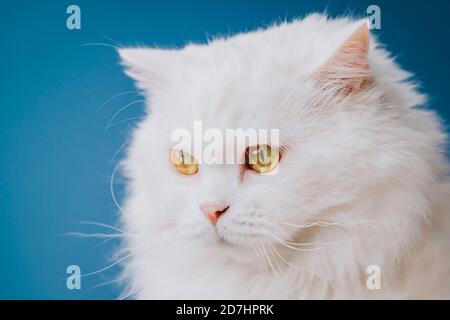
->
314 23 371 95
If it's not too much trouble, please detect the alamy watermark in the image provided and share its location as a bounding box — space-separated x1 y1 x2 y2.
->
66 5 81 30
171 121 280 166
66 264 81 290
366 265 381 290
367 5 381 30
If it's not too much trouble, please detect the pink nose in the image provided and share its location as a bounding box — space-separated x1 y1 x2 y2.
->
200 203 230 225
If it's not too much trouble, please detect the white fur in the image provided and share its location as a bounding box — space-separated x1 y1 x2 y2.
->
117 15 450 299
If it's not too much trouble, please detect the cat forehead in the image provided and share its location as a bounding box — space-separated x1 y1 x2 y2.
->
119 16 365 91
160 79 293 132
153 62 316 136
125 15 375 136
180 17 360 72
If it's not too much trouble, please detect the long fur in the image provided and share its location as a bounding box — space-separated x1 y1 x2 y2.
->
116 14 450 299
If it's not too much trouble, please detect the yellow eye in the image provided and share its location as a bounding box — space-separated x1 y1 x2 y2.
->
170 149 198 175
246 144 280 174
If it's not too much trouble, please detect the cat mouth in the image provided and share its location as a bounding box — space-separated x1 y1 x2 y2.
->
210 228 236 247
214 227 260 248
212 229 230 245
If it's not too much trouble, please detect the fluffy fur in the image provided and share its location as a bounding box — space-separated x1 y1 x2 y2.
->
117 15 450 299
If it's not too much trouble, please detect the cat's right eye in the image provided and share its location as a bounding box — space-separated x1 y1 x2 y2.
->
245 144 280 174
170 149 198 175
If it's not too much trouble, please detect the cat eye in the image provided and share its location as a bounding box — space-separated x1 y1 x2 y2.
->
245 144 280 174
170 149 198 175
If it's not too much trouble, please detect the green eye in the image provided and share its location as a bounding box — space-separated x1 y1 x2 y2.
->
245 144 280 174
170 149 198 175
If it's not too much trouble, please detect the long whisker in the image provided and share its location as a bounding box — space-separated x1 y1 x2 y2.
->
108 134 135 173
105 99 145 131
281 238 349 247
77 251 136 279
268 241 355 287
258 240 280 279
109 116 145 129
89 236 118 250
78 220 125 233
256 242 270 278
268 232 325 252
118 288 140 300
97 91 139 112
88 271 133 291
99 34 124 48
265 241 292 295
249 241 266 275
267 218 384 229
242 242 266 296
63 232 127 239
110 163 126 216
259 217 352 247
81 42 122 50
259 240 294 298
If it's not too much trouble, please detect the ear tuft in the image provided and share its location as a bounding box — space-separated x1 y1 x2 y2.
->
314 22 371 95
118 47 180 91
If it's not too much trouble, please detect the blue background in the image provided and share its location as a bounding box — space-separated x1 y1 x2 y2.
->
1 0 449 299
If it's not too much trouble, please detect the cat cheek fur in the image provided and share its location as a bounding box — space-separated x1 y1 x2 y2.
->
117 14 450 299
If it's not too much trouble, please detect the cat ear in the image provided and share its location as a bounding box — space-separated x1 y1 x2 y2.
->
118 48 180 91
314 22 371 95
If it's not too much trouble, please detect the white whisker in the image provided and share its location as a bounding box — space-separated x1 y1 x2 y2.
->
64 232 126 239
268 241 355 287
269 231 325 252
108 134 134 173
118 288 140 300
105 99 145 131
265 241 293 295
268 218 384 229
78 220 125 234
110 163 126 216
109 116 145 129
78 251 136 279
97 91 139 112
81 42 121 50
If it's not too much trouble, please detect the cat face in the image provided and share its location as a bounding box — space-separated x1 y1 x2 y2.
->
120 19 377 252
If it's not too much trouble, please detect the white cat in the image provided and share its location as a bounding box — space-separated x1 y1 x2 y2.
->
116 14 450 299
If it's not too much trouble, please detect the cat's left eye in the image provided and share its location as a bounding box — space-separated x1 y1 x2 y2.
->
170 149 198 175
245 144 280 174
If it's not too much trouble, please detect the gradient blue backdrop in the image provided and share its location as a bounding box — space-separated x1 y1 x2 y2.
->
1 0 449 299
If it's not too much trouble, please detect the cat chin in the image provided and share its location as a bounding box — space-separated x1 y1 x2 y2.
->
210 239 259 264
197 227 266 264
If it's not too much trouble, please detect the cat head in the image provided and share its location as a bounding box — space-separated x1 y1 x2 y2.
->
118 15 428 256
